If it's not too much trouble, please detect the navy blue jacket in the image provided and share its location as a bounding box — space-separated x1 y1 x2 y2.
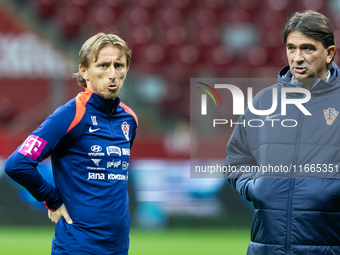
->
5 88 138 255
225 63 340 254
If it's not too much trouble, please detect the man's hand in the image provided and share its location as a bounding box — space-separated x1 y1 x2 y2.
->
48 204 73 224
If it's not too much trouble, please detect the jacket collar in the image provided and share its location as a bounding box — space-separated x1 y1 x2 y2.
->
277 62 340 95
85 88 121 114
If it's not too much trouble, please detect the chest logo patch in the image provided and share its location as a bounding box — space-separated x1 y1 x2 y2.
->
89 127 100 133
18 135 47 161
91 159 102 166
91 116 98 126
121 122 130 141
324 108 339 125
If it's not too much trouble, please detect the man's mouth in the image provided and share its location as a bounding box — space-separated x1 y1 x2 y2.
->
294 67 307 74
108 85 118 90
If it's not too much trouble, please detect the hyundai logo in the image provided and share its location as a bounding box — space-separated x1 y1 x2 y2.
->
91 145 102 152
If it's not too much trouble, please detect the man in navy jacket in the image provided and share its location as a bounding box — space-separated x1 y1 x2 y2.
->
5 33 138 255
225 10 340 254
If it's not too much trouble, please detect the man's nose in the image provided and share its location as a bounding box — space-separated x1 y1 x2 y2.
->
109 66 117 79
293 50 304 62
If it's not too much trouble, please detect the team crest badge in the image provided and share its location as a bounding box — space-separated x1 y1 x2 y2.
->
121 122 130 141
324 108 339 125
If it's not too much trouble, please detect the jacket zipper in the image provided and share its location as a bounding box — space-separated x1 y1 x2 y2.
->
285 104 305 254
108 112 114 136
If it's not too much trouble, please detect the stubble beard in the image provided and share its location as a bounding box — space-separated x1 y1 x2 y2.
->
101 88 121 100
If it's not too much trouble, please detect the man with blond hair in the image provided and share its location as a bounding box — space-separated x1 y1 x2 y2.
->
5 33 138 255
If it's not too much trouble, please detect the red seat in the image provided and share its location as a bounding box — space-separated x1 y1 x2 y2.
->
158 25 187 47
208 45 233 67
102 0 125 14
173 44 201 66
245 46 269 67
164 0 193 15
0 97 16 124
125 25 153 63
126 6 151 26
191 8 218 28
129 25 153 46
256 8 286 29
143 44 166 65
88 4 119 33
267 47 288 68
57 5 85 39
195 26 220 47
201 0 226 11
33 0 58 19
157 7 184 27
221 7 251 24
161 80 190 119
265 0 289 11
261 28 283 48
68 0 91 15
237 0 259 11
136 0 159 15
299 0 326 12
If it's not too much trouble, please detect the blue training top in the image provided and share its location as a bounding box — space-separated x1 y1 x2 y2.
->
5 88 138 255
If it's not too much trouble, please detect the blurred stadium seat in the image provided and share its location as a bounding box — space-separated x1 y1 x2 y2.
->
33 0 58 19
87 4 119 33
68 0 91 15
0 97 15 124
2 0 340 155
166 0 193 15
57 5 85 39
157 7 184 27
127 6 151 26
136 0 159 15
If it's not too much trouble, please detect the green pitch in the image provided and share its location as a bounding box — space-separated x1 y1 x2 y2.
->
0 227 249 255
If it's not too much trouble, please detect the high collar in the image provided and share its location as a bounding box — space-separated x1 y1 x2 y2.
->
277 62 340 95
85 88 121 114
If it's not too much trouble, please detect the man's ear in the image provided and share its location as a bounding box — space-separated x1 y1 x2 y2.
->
79 65 89 81
326 45 336 64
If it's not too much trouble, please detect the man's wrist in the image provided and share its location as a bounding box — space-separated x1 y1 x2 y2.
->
44 198 63 211
44 201 56 211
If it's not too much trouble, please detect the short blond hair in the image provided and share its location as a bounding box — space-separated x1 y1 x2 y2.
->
73 33 131 87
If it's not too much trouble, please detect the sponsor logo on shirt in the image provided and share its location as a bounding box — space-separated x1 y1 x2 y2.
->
18 135 47 160
122 148 130 156
91 159 102 166
89 127 100 133
106 146 121 156
107 160 121 168
88 145 105 156
121 122 130 141
122 161 129 170
108 173 128 180
91 116 98 126
91 145 102 152
87 172 105 180
87 172 128 181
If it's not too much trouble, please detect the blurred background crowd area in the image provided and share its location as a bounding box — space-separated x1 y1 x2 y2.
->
1 0 340 156
0 0 340 230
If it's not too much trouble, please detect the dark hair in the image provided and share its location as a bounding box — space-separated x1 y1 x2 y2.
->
283 10 335 68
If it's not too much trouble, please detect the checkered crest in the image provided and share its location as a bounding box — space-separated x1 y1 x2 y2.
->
324 108 339 125
121 122 130 141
